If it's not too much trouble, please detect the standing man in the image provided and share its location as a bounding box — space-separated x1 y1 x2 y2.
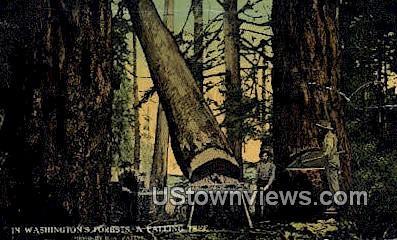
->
256 146 276 218
316 120 341 211
119 161 138 224
257 147 276 191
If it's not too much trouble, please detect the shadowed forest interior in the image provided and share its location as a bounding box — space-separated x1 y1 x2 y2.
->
0 0 397 239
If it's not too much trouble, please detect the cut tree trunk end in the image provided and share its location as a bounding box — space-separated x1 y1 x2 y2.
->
126 0 249 227
126 0 241 182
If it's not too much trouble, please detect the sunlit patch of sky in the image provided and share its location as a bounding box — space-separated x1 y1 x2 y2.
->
152 0 272 32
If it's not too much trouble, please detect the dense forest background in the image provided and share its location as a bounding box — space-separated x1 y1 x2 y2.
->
0 0 396 239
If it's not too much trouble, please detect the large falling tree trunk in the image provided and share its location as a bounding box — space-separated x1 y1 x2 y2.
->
126 0 240 182
192 0 204 91
148 2 173 219
150 0 173 190
272 0 352 188
223 0 244 179
0 0 113 224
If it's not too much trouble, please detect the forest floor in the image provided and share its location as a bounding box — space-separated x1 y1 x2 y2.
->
138 164 358 239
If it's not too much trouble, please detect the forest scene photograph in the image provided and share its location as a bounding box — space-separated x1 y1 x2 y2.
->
0 0 397 239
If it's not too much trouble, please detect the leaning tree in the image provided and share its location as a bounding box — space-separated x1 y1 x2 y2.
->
125 0 241 183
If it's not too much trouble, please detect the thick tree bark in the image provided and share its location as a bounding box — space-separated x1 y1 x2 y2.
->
272 0 352 188
150 105 169 188
150 0 173 190
0 0 113 224
0 0 23 218
223 0 243 179
126 0 240 182
149 0 171 215
192 0 204 91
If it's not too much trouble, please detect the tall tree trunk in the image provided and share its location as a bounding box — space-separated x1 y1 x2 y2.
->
150 104 169 187
272 0 352 188
259 66 272 155
133 35 141 170
126 0 240 182
0 0 113 224
223 0 243 179
192 0 204 91
150 0 173 189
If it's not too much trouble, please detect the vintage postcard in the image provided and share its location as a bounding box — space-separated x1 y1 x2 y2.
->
0 0 396 239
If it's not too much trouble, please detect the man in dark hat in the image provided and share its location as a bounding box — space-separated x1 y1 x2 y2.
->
118 161 138 224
